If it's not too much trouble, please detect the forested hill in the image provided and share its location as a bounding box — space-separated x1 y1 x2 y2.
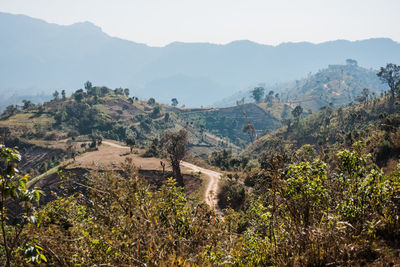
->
1 12 400 108
214 62 388 110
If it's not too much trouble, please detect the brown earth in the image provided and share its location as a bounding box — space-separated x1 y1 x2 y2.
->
27 140 209 208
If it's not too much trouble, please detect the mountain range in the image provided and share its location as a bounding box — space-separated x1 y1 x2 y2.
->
1 12 400 108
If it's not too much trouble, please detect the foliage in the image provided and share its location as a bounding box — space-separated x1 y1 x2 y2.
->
0 145 45 266
25 161 222 266
171 98 178 107
125 137 136 153
209 149 249 171
160 129 188 186
377 63 400 98
251 86 264 103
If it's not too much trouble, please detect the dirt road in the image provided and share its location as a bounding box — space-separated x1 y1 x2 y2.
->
180 161 222 210
102 141 129 149
102 141 222 210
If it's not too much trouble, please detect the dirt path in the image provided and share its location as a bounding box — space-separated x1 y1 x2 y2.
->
180 161 222 211
102 140 128 149
102 140 222 210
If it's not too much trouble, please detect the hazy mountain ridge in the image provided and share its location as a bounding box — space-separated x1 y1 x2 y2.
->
1 12 400 109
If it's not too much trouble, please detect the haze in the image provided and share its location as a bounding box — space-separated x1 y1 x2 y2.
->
1 0 400 46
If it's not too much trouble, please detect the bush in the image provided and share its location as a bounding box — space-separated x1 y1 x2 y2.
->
218 179 247 211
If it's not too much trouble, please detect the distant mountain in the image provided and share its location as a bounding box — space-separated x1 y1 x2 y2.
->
215 63 388 110
1 12 400 109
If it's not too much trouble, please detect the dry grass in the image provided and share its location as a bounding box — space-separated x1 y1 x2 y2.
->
0 112 54 131
67 140 170 171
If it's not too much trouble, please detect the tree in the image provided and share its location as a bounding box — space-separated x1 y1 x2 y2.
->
61 90 66 100
265 90 274 102
125 137 136 153
0 145 45 266
147 98 156 106
171 98 178 107
100 86 110 96
292 105 303 120
52 90 59 101
251 87 264 103
90 133 102 148
361 88 370 102
161 129 188 186
66 140 76 161
346 58 358 66
124 88 130 97
377 63 400 99
114 88 124 95
22 100 34 110
151 104 162 118
1 105 17 118
73 89 85 103
84 81 93 94
242 124 255 143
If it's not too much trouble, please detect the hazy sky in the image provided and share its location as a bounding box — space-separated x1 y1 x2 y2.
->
1 0 399 46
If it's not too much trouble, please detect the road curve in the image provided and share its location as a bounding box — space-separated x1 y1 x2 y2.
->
102 141 222 210
181 161 222 210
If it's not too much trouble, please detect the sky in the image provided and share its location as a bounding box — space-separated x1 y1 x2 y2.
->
1 0 399 47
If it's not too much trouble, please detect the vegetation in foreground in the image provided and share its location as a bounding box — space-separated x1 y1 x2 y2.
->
1 139 400 266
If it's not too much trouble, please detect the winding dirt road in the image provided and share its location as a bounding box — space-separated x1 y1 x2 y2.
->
180 161 222 210
102 141 222 210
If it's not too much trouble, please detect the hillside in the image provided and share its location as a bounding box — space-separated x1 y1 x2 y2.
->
0 85 283 162
244 92 400 171
282 62 387 110
177 103 281 148
2 12 400 109
215 62 388 110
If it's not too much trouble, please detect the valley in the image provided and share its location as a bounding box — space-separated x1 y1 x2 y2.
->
1 7 400 265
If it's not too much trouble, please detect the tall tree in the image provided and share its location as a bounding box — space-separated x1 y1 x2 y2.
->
292 105 303 121
377 63 400 99
161 129 188 187
61 90 66 100
125 137 136 153
84 81 93 94
52 90 59 101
